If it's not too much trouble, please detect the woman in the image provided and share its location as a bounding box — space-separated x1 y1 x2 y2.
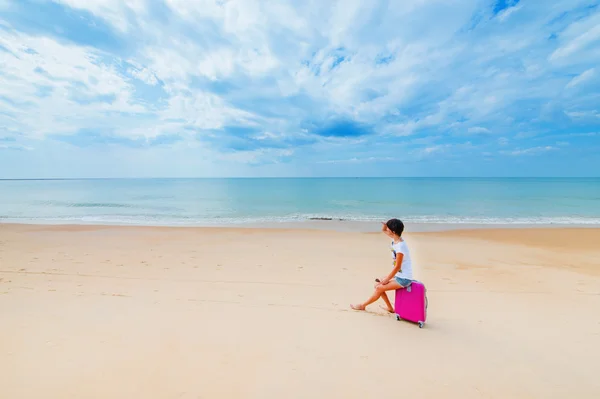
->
351 218 414 312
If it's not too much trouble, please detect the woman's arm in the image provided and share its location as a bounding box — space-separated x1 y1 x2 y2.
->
381 252 403 284
381 222 393 238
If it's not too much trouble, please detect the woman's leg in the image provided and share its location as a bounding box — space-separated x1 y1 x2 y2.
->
373 279 394 312
351 280 402 310
380 291 394 313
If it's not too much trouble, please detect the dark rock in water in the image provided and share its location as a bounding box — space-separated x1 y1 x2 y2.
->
309 217 344 221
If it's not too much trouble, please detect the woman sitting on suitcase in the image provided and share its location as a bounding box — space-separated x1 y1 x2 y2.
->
351 218 414 312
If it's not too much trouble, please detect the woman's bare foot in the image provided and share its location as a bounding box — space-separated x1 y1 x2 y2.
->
350 304 366 311
379 305 394 314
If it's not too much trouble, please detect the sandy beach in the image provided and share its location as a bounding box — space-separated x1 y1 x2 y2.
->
1 223 599 398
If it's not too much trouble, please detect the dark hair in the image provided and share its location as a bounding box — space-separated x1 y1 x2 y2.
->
386 218 404 236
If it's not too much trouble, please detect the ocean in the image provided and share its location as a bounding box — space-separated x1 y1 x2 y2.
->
1 178 599 227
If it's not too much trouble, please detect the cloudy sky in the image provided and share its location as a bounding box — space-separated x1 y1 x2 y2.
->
1 0 599 178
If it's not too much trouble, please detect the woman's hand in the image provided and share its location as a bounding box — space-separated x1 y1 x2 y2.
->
381 222 388 233
381 222 393 238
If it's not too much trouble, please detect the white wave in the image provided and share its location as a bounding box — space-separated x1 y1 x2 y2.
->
2 214 600 226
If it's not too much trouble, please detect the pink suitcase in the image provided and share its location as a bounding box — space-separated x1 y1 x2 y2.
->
394 281 427 328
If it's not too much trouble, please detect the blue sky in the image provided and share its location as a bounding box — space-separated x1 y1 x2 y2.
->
0 0 599 178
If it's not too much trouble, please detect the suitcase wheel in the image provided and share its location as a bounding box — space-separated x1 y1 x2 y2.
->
396 315 400 321
418 321 424 329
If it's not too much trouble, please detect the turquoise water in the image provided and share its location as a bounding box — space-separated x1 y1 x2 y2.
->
0 178 599 225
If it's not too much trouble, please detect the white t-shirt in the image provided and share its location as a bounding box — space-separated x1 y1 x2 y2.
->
391 240 413 280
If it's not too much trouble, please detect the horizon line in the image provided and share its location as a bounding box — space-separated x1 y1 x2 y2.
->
1 176 599 181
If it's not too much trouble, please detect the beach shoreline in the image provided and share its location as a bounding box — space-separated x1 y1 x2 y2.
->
3 219 600 233
1 223 599 398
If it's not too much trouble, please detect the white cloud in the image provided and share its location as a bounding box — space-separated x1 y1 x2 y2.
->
142 45 199 84
414 143 460 157
160 91 259 133
164 0 224 20
0 144 33 151
497 4 523 22
25 0 595 142
568 132 598 137
2 0 600 176
0 27 266 143
253 131 284 140
196 48 237 80
53 0 146 31
566 68 595 89
128 66 159 86
0 30 146 138
504 146 557 156
410 141 479 160
566 110 600 119
148 0 482 125
139 33 279 88
318 156 394 164
549 12 600 62
468 126 492 134
423 145 447 155
219 148 294 165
